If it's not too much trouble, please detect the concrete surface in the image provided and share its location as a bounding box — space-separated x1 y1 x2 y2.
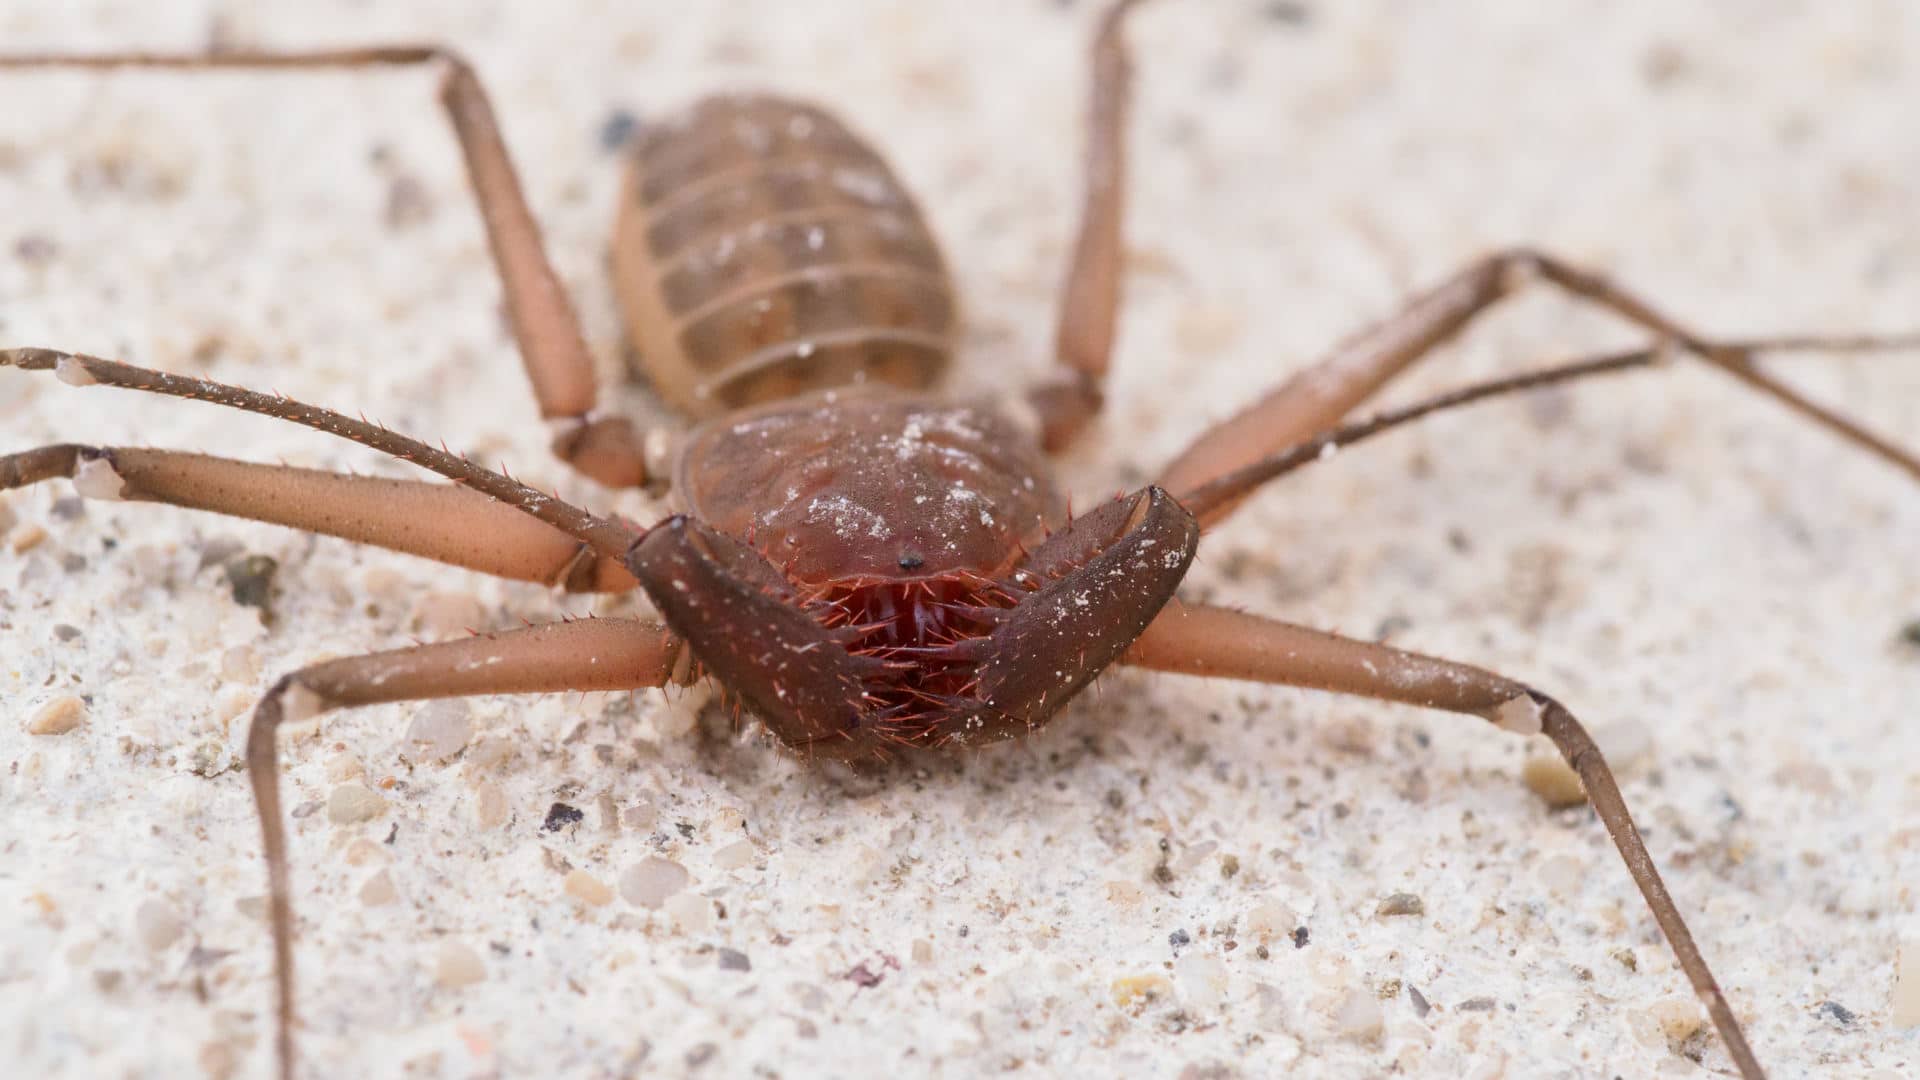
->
3 2 1919 1077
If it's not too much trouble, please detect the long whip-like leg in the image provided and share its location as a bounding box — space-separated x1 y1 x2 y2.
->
1123 603 1766 1079
249 618 681 1080
0 444 637 591
0 50 649 486
1157 248 1920 525
0 348 638 561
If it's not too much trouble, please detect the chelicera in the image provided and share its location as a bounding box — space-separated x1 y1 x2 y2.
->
3 4 1916 1078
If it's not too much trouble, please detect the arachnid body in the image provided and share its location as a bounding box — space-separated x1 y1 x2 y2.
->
4 3 1919 1079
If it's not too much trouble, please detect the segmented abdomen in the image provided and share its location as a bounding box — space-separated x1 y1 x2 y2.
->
612 94 956 416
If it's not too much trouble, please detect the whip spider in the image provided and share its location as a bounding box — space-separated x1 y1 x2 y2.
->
3 2 1920 1076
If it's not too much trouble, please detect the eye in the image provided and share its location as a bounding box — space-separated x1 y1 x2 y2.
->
897 550 925 571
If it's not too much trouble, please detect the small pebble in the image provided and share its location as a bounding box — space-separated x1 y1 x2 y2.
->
663 891 711 932
1634 996 1703 1046
1893 938 1920 1026
434 941 486 988
135 899 184 951
404 699 472 762
1376 892 1424 918
325 753 364 783
25 694 87 735
564 869 614 907
360 869 397 907
466 736 515 771
327 783 388 825
8 521 48 553
219 645 260 684
1175 953 1228 1011
621 802 658 830
1332 987 1384 1042
712 839 754 870
1246 900 1296 942
474 782 509 829
621 856 691 909
717 948 751 972
71 456 125 500
1522 755 1587 808
1536 854 1585 896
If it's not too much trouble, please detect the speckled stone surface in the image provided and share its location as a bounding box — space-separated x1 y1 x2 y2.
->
4 3 1919 1078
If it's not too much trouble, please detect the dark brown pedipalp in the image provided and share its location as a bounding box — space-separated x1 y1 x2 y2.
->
627 515 880 756
627 489 1196 756
941 487 1199 745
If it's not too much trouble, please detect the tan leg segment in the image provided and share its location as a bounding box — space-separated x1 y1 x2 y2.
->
0 50 648 487
1156 248 1920 523
1032 0 1152 451
1123 602 1765 1080
1 348 640 562
247 618 682 1080
0 444 636 591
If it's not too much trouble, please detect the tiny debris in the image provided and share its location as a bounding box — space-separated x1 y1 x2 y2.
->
327 784 388 825
620 856 691 909
25 694 87 735
1111 972 1172 1009
383 174 432 230
1375 892 1424 918
1816 1000 1855 1027
717 948 751 972
13 232 57 264
843 962 886 989
599 107 640 151
188 742 237 778
564 869 614 908
1292 926 1310 949
1168 928 1191 950
223 554 279 619
434 941 486 988
1408 985 1430 1018
1261 0 1312 26
1522 755 1588 809
1457 996 1497 1012
542 801 585 832
1900 618 1920 649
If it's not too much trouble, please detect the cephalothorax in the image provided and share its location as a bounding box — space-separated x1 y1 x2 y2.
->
3 4 1917 1079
